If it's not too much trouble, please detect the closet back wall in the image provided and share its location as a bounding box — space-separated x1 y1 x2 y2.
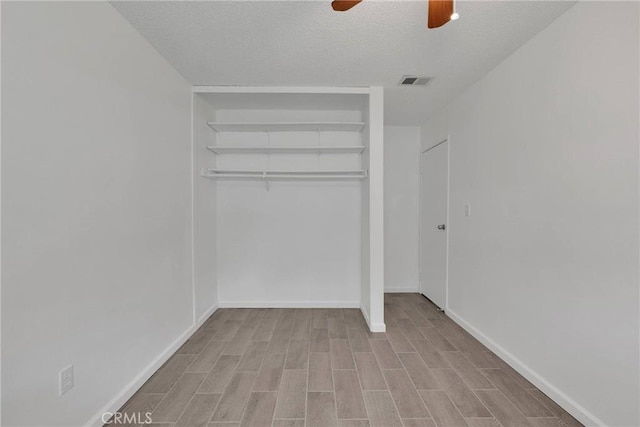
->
215 109 363 307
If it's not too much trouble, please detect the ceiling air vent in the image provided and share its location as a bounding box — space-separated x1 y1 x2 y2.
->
399 76 433 86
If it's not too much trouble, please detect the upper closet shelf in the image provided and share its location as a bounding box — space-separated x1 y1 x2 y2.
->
206 145 365 155
207 121 365 132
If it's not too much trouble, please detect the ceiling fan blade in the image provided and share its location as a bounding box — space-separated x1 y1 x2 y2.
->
331 0 362 12
428 0 453 28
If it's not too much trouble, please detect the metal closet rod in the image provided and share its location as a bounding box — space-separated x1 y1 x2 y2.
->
200 168 368 180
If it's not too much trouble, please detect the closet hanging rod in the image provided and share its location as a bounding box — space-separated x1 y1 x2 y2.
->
207 121 365 132
200 168 368 180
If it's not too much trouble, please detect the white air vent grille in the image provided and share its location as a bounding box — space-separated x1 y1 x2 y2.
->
399 76 433 86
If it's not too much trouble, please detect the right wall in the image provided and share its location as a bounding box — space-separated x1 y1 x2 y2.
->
421 2 639 425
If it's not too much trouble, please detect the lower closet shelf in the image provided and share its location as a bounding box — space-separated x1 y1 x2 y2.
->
201 168 368 180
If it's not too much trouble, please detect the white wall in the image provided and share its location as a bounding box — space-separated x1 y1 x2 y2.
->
193 95 218 320
214 109 363 307
384 126 420 293
2 3 193 426
421 2 639 425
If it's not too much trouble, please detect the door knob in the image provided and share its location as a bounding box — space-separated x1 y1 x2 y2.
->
437 224 446 230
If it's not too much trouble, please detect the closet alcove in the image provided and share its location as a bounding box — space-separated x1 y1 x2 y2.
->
193 87 385 332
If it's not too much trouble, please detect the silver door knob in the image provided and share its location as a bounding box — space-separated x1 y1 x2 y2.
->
437 224 446 230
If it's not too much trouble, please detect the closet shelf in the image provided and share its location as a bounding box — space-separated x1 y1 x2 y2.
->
207 121 365 132
201 168 368 180
206 145 366 155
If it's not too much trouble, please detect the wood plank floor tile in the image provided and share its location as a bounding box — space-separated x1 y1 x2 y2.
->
329 318 349 338
419 328 456 351
251 319 278 342
330 339 356 369
242 310 266 328
461 351 500 369
397 319 425 341
140 355 197 393
383 369 430 418
188 340 228 373
363 391 403 427
308 352 333 391
266 329 291 355
338 420 371 427
440 352 493 390
213 320 243 341
199 355 241 393
386 325 416 352
203 311 232 330
464 418 501 427
285 339 309 370
354 352 387 390
328 308 344 319
430 369 491 418
527 390 583 427
334 370 368 419
228 309 250 321
125 299 580 427
274 420 305 427
253 353 285 391
210 372 258 422
347 327 373 352
263 308 285 320
310 328 330 352
404 309 433 328
274 369 307 419
178 328 218 355
175 393 221 427
370 339 402 369
401 419 436 427
343 309 368 329
119 393 165 426
410 339 450 368
527 418 570 427
484 355 538 390
398 353 441 390
224 326 257 355
236 341 268 372
239 391 278 426
307 392 337 427
291 314 311 340
474 390 534 427
483 369 552 417
152 373 207 422
418 390 467 427
312 309 329 329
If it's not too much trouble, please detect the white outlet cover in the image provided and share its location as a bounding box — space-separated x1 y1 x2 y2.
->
59 365 74 396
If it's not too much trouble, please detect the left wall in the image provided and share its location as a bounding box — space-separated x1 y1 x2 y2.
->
2 3 193 426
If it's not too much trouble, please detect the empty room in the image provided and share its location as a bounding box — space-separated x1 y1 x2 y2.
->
1 1 638 426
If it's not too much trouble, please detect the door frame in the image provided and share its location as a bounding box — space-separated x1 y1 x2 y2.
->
419 137 450 311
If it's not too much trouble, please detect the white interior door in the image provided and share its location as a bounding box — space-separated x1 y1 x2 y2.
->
420 140 448 310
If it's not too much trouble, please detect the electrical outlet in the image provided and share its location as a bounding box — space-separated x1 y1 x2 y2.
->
59 365 74 396
465 204 471 217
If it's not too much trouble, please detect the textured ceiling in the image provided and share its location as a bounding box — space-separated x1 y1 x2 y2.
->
111 1 575 125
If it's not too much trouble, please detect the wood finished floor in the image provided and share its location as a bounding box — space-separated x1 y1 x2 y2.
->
112 293 583 427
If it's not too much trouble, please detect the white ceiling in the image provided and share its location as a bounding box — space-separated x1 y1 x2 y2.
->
111 0 575 125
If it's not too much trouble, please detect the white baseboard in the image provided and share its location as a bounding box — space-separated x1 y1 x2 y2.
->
359 305 386 332
218 301 360 308
197 302 219 326
384 287 419 293
446 308 604 427
86 303 219 427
